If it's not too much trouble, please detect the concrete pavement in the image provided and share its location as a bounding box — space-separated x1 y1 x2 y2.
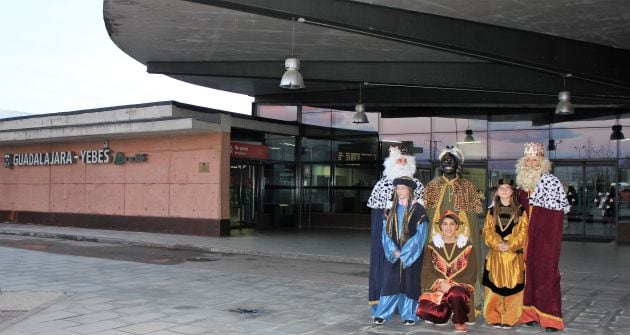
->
0 222 629 334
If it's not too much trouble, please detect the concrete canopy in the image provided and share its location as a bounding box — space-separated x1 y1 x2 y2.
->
103 0 630 115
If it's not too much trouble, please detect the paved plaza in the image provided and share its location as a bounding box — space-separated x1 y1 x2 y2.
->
0 223 629 334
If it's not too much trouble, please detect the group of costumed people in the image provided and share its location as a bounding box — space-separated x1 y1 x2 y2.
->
367 142 569 333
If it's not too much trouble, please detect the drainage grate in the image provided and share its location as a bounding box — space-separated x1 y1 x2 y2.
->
227 308 260 317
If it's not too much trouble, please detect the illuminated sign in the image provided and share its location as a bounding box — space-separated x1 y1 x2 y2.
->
230 142 269 160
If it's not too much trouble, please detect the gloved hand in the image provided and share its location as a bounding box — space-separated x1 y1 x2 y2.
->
456 233 468 248
432 233 444 248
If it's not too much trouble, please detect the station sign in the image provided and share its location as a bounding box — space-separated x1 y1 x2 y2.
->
230 142 269 160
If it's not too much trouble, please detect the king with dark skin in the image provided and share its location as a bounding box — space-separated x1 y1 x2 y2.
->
440 153 458 180
423 148 483 320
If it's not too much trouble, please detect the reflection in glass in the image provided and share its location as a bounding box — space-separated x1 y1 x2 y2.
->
302 106 332 127
266 135 295 161
264 163 295 187
380 134 431 161
333 137 378 163
432 133 487 161
334 163 379 187
257 104 298 122
302 138 331 162
432 116 487 132
489 110 549 130
488 129 548 159
303 164 330 187
381 116 431 134
304 188 330 213
332 109 379 132
333 189 372 214
549 128 617 160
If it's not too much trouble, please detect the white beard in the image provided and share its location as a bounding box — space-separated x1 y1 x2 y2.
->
517 166 542 193
383 152 416 179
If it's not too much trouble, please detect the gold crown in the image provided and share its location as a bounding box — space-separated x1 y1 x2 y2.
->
523 142 544 157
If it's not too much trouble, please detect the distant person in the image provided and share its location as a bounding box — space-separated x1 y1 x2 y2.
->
602 185 615 225
416 210 477 333
423 146 483 316
566 185 578 210
372 176 428 326
482 179 528 329
516 142 570 332
367 145 424 316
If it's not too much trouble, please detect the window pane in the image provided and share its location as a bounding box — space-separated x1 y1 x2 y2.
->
334 163 379 187
333 189 372 214
489 110 549 130
488 129 549 159
333 137 378 163
257 105 297 122
550 128 617 159
380 134 431 162
265 135 295 161
432 133 487 161
264 163 295 187
304 188 330 213
432 116 487 133
302 138 331 162
303 164 330 187
332 109 379 132
380 116 431 134
302 106 331 127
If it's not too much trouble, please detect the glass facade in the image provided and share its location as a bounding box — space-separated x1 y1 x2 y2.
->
251 104 630 241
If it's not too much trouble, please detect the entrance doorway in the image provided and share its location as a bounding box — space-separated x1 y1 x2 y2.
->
230 162 260 228
555 162 617 241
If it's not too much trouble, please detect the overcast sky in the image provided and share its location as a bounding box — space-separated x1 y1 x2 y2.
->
0 0 253 116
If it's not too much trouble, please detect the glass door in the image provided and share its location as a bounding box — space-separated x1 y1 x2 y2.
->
230 162 259 228
554 162 616 241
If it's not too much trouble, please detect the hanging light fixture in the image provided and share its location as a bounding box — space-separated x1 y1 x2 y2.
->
279 18 305 90
555 74 574 115
457 120 480 144
464 129 475 142
352 83 369 124
610 124 625 141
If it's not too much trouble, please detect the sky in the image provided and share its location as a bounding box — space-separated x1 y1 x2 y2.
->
0 0 253 116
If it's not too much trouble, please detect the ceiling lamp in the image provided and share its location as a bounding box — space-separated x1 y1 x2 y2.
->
610 124 625 141
555 74 574 115
464 129 475 143
352 83 369 124
279 18 305 90
457 120 480 144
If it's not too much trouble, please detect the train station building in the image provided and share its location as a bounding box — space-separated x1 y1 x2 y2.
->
2 0 630 242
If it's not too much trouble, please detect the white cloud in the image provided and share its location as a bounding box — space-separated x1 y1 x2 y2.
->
0 0 253 115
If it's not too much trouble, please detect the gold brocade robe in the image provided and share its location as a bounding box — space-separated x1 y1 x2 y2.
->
424 175 483 308
482 205 529 291
421 241 477 321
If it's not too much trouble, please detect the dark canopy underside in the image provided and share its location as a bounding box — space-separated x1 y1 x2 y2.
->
104 0 630 116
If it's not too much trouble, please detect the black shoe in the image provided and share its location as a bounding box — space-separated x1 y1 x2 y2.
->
545 327 558 332
525 321 538 327
403 320 415 326
373 317 384 325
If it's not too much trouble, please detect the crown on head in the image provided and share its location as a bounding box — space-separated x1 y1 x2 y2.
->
523 142 544 157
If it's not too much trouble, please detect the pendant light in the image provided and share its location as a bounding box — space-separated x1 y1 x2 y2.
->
279 18 305 90
610 119 625 141
555 74 574 115
352 83 369 124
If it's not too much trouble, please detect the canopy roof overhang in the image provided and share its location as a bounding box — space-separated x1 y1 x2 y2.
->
103 0 630 116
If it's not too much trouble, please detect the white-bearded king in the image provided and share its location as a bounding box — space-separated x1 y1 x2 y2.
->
515 142 570 332
366 146 425 316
